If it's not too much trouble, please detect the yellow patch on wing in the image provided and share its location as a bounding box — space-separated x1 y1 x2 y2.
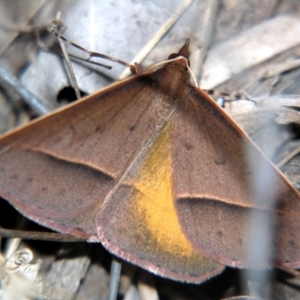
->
131 120 195 257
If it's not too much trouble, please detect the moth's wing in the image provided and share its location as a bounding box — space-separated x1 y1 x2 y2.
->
173 86 300 268
97 115 224 283
0 66 225 282
91 66 225 283
0 75 176 239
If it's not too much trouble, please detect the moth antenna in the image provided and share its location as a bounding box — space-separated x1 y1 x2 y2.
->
186 64 198 87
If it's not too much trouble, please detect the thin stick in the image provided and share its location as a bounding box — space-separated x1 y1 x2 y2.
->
0 65 53 115
0 0 47 57
190 0 219 81
47 20 131 69
54 12 81 100
0 226 85 242
277 145 300 168
67 52 113 69
107 258 122 300
49 15 124 300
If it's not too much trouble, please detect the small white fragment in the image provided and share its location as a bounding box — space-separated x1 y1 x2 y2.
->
0 248 42 300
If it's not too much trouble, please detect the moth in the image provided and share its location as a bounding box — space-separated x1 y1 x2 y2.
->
0 39 300 283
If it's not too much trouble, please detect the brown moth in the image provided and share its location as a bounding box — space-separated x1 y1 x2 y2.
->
0 40 300 283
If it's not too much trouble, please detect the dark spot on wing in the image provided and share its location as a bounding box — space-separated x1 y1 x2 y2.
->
128 125 135 132
215 158 226 165
74 226 86 233
245 169 253 176
184 142 194 151
10 174 19 180
60 189 67 196
70 123 76 134
94 126 102 132
27 177 34 183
